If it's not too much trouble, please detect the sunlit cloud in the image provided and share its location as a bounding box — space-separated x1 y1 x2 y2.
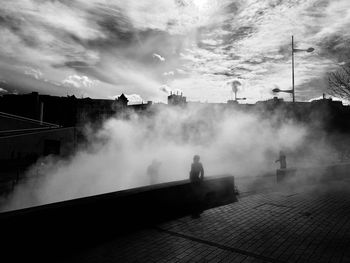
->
153 53 165 62
24 67 43 80
63 75 98 89
0 0 349 102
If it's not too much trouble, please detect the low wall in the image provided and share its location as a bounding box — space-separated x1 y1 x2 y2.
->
0 175 237 260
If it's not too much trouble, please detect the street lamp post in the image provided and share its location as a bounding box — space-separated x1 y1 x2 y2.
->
233 89 246 102
292 36 295 102
291 35 314 103
230 80 246 102
273 36 314 102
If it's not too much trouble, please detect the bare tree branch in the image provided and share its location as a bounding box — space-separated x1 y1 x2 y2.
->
328 65 350 99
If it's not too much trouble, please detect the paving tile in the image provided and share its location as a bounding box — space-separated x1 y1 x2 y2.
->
58 180 350 263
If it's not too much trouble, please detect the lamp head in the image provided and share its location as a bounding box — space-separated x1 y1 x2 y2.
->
307 47 315 53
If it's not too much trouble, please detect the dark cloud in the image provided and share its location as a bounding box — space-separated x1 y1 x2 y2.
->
62 61 93 68
213 71 239 77
224 26 255 44
317 34 350 62
1 0 350 102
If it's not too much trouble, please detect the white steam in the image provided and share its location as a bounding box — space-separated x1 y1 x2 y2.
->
2 104 308 211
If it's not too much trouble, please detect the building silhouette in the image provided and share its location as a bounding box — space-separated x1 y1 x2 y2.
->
168 92 186 106
0 92 152 128
114 93 129 109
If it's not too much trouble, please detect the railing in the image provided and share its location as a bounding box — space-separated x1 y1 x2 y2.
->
0 111 60 128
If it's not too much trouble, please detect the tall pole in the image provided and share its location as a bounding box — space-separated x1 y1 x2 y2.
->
292 35 295 103
40 102 44 125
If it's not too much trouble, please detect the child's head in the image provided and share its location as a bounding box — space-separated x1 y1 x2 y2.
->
193 155 200 163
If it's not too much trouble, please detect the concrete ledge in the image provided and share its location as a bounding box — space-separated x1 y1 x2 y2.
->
0 175 237 260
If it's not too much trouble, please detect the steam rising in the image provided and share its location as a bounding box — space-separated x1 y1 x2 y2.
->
2 105 308 211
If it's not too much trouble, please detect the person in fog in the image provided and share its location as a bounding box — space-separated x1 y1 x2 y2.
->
189 155 204 218
275 151 287 169
147 159 162 184
189 155 204 183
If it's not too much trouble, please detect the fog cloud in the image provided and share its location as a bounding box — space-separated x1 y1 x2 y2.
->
2 105 309 211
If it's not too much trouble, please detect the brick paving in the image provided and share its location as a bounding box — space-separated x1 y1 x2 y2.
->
60 179 350 263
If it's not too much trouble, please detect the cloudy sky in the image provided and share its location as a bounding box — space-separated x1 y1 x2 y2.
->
0 0 349 103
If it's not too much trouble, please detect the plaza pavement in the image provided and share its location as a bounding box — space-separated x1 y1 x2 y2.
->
60 175 350 263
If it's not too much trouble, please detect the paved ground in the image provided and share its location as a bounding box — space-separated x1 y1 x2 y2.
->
61 178 350 263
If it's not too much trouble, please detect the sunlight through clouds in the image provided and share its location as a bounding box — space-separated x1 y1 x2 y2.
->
0 0 349 102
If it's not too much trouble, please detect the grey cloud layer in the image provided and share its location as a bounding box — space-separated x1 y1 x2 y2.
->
0 0 349 102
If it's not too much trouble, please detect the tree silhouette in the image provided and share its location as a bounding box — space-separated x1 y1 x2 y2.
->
328 65 350 99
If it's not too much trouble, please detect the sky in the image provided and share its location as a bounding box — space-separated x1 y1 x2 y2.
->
0 0 350 103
